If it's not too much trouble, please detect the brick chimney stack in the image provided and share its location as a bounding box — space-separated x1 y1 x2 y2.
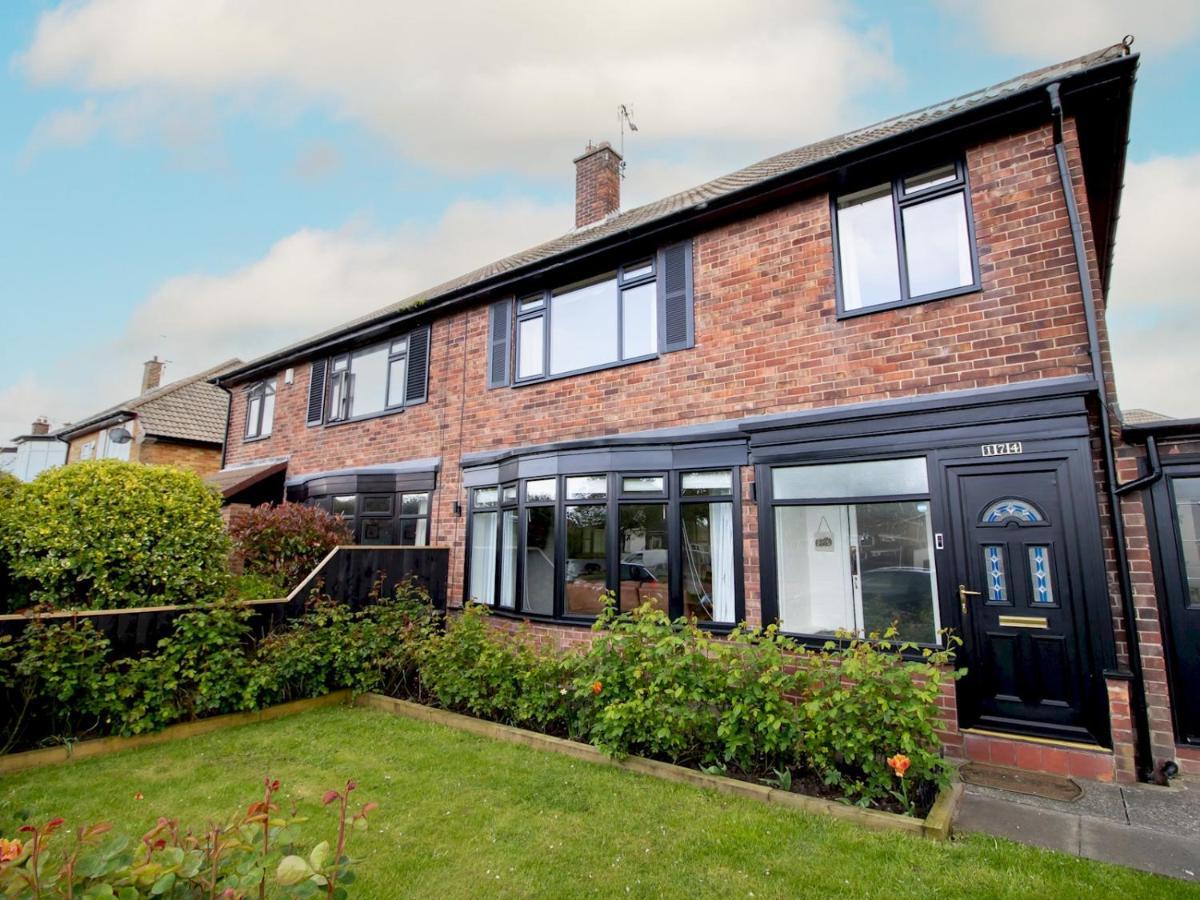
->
574 142 622 228
30 417 50 436
142 356 164 394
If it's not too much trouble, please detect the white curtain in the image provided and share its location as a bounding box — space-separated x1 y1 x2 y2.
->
469 512 497 604
499 510 517 609
710 502 735 623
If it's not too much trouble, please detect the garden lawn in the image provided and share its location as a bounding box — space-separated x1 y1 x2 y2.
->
0 706 1189 899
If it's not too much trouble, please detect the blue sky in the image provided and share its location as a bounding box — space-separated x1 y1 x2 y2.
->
2 1 1198 441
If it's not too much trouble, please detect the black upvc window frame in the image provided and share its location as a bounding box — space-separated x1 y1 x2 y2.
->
323 334 416 425
831 158 981 319
243 378 277 441
513 258 658 385
310 490 431 546
463 467 743 629
757 453 944 650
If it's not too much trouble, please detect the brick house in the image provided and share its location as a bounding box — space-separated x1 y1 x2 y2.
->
211 43 1197 783
58 357 240 478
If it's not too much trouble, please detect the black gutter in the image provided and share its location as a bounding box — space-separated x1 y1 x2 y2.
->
215 54 1138 388
1048 80 1153 780
1123 417 1200 441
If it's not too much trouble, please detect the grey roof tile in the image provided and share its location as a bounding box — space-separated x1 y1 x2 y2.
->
58 359 242 445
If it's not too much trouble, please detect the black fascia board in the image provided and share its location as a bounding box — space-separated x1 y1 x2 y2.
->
214 55 1137 389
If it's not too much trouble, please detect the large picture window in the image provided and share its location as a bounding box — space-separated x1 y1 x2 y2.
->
327 338 411 422
465 468 739 625
833 160 978 316
770 457 941 644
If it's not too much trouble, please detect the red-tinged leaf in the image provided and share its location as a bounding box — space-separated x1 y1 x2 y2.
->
18 826 35 834
345 780 358 792
321 791 339 806
361 802 379 817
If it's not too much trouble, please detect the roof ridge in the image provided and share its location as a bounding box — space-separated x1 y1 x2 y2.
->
219 41 1134 382
56 357 243 436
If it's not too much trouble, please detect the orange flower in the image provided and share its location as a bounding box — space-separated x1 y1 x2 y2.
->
591 681 603 695
134 792 144 801
0 838 23 864
887 754 911 778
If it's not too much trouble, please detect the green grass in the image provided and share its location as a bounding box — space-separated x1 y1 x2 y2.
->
0 707 1190 898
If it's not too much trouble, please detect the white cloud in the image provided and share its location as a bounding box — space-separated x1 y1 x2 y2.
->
1107 155 1200 418
0 199 568 443
941 0 1198 58
16 0 896 178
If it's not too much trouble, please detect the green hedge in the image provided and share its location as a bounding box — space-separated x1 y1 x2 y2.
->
4 460 230 610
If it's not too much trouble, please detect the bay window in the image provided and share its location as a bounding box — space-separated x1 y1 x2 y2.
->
465 468 740 625
834 160 978 316
769 457 940 644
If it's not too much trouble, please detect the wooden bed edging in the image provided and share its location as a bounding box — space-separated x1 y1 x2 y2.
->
355 693 961 840
0 691 352 776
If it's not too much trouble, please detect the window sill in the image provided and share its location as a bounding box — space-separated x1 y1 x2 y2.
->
511 352 659 388
780 629 946 660
836 283 981 320
480 604 739 634
323 406 406 428
242 434 272 444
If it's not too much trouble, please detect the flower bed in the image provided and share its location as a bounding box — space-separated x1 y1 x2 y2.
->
1 584 962 818
406 601 962 817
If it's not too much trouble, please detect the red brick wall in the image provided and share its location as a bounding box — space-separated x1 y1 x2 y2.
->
225 120 1107 616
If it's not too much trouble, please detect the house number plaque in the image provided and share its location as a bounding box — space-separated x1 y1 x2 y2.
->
980 442 1023 457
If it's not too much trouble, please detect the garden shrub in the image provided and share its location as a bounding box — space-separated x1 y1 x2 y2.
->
572 602 808 772
2 618 119 753
5 460 230 610
229 502 352 592
800 630 961 810
252 581 438 705
0 472 26 610
231 571 289 600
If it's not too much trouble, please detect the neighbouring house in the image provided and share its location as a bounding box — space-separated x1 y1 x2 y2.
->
5 417 67 482
210 43 1199 784
57 357 241 478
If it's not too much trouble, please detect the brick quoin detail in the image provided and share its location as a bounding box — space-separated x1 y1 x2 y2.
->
222 119 1139 771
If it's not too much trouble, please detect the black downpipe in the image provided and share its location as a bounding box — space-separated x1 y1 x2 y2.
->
1047 82 1153 780
1115 435 1162 496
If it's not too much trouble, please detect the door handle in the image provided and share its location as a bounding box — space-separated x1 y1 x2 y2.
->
958 585 981 616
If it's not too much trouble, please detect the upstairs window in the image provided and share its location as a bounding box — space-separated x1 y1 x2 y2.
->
487 241 694 388
244 379 276 439
833 161 978 316
306 326 430 426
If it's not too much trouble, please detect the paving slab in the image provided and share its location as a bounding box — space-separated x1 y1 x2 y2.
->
955 793 1080 855
955 779 1200 882
1078 816 1200 882
1121 781 1200 839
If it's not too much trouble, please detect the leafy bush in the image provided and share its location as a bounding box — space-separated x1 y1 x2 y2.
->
2 617 118 753
253 581 438 705
5 460 230 610
229 502 352 592
572 603 807 771
0 472 26 610
0 778 375 899
231 571 289 600
800 631 961 811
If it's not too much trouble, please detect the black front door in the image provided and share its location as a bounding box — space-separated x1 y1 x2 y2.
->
946 459 1103 744
1155 472 1200 746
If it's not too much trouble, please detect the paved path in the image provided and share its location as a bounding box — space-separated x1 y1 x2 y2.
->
954 776 1200 882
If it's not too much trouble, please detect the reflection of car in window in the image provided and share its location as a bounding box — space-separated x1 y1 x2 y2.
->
860 566 936 642
619 563 657 583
